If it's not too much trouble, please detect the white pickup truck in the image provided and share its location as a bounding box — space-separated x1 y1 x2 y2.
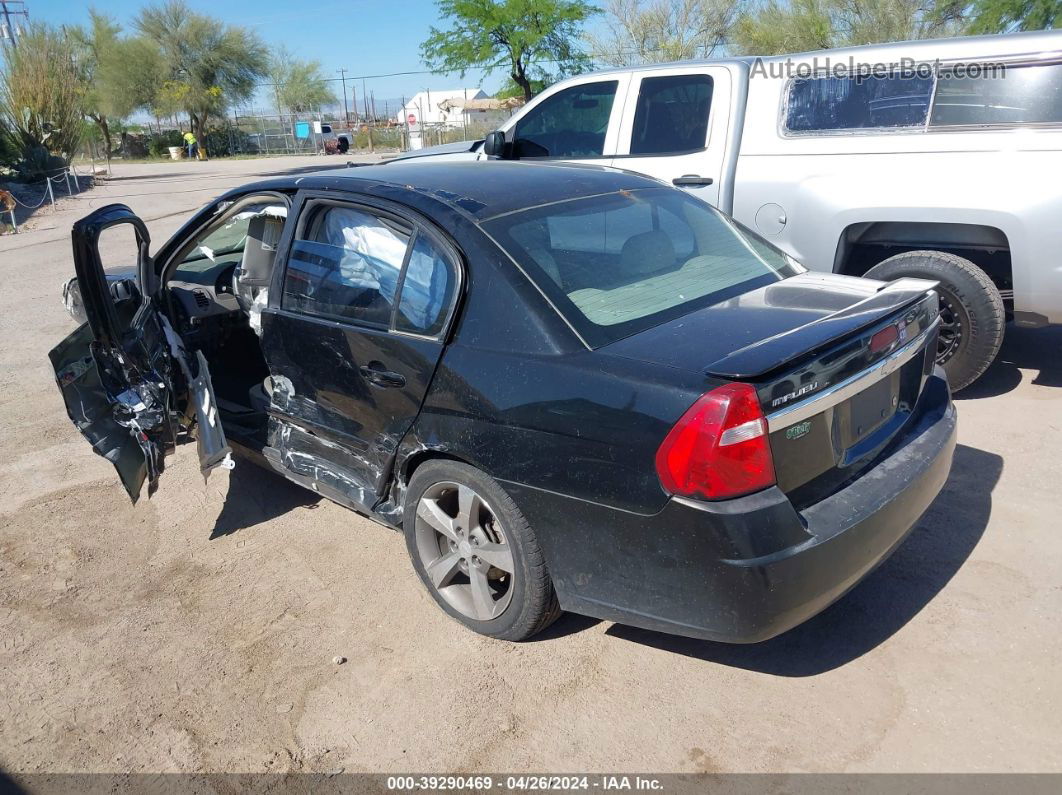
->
397 29 1062 389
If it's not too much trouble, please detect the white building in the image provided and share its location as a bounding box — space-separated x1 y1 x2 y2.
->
398 89 489 128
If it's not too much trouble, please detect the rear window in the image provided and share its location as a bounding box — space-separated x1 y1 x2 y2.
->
785 73 934 132
930 63 1062 127
630 74 713 154
482 188 803 347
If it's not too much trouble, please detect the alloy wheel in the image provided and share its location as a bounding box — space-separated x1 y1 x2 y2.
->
414 481 515 621
935 287 966 366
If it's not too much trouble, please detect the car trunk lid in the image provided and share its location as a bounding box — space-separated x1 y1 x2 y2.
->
603 273 941 502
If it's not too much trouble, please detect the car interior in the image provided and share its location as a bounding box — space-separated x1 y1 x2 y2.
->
164 194 290 446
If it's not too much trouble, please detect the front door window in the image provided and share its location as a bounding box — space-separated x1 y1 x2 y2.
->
513 81 619 158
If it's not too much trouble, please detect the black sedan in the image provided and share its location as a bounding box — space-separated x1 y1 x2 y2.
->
49 161 956 642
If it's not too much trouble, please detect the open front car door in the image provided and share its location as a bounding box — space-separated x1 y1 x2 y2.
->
48 204 231 502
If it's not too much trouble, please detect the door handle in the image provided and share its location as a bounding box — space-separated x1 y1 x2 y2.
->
672 174 714 187
359 363 406 388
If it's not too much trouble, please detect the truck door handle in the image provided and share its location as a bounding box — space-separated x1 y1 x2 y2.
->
672 174 714 186
359 363 406 388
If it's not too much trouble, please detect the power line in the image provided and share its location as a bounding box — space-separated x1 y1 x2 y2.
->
250 53 616 91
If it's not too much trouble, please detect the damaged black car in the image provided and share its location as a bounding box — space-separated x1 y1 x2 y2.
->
50 161 956 642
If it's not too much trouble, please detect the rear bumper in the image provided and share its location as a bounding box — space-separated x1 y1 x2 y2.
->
505 372 957 643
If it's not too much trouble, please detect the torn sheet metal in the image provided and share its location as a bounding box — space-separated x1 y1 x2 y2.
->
48 321 174 502
160 315 234 479
262 416 377 513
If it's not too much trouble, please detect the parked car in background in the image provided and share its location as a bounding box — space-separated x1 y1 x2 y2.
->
320 123 351 154
397 29 1062 391
49 162 955 642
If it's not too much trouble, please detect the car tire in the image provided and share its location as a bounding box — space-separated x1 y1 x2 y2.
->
403 460 562 641
864 250 1004 392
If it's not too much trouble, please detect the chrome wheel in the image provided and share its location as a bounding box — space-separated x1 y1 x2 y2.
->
414 481 515 621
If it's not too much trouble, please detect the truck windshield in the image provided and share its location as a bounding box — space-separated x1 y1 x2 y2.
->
482 187 804 347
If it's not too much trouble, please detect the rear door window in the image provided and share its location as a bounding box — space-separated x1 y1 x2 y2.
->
284 205 410 326
282 200 460 337
785 73 934 132
630 74 713 154
930 62 1062 126
395 233 457 336
513 81 618 158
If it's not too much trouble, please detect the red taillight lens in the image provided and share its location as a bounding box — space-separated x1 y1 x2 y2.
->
655 382 775 500
870 324 899 354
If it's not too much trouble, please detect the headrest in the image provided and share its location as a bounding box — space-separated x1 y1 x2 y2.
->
620 230 676 276
239 213 285 286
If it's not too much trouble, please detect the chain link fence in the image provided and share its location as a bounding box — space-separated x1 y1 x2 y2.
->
74 110 511 162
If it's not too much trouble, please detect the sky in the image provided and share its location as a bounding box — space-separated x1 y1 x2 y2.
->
23 0 537 116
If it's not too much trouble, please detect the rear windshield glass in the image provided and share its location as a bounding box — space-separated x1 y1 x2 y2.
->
482 187 803 347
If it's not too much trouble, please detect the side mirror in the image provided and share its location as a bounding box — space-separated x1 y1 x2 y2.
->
483 131 506 158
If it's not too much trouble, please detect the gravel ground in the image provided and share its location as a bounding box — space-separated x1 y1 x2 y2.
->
0 155 1060 775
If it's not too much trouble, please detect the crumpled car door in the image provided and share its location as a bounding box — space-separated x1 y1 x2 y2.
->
48 203 231 502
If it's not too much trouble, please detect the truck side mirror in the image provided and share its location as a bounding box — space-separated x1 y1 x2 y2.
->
483 131 506 158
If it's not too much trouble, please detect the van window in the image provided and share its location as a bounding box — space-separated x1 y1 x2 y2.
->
630 74 713 154
785 73 934 133
483 187 802 347
930 63 1062 126
513 81 618 158
284 206 411 326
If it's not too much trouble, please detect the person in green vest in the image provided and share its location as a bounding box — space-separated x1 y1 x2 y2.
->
183 130 197 159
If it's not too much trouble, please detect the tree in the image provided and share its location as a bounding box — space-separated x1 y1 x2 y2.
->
967 0 1061 33
495 76 549 98
71 10 164 161
0 23 85 178
423 0 599 103
730 0 967 55
587 0 739 66
268 47 338 116
70 10 121 157
135 0 268 147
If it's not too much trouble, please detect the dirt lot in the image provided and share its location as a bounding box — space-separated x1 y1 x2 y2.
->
1 155 1060 775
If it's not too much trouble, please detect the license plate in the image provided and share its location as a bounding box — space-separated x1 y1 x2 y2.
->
846 374 898 444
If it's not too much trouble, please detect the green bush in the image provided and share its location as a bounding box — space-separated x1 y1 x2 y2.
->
202 127 258 157
147 129 184 158
13 143 67 182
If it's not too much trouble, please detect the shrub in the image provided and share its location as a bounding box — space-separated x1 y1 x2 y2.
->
147 129 184 158
0 24 85 179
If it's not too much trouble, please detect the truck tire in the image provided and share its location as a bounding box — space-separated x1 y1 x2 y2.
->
864 250 1004 392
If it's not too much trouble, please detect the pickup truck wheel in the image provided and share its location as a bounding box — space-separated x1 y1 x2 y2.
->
864 250 1004 391
404 460 562 641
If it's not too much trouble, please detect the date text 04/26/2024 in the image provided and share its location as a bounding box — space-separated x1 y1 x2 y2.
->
385 776 664 790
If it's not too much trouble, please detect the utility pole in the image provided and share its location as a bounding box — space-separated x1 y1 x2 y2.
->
0 1 29 51
362 78 369 122
338 68 350 124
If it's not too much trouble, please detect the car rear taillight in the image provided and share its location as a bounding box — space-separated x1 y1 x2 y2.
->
870 324 899 354
655 382 775 500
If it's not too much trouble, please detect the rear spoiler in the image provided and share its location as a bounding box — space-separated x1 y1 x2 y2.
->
705 278 939 379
